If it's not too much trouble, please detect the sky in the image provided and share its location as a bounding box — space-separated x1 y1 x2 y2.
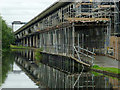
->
0 0 119 31
0 0 57 31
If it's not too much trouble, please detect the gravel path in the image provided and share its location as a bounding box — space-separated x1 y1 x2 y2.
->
94 56 120 69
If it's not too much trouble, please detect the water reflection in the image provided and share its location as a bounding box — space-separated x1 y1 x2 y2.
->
15 49 89 74
1 51 38 88
14 50 120 89
2 51 14 85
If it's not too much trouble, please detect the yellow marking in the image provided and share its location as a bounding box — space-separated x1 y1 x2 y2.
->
65 18 110 22
90 0 92 2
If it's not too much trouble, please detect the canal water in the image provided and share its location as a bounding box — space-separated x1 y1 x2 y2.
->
1 49 120 89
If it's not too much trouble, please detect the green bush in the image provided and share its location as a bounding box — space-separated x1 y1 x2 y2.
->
35 48 43 63
92 65 99 68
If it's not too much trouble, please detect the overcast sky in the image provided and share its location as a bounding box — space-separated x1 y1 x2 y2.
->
0 0 57 31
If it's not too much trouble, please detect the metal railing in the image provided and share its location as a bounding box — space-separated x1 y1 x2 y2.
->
74 46 95 66
41 44 95 66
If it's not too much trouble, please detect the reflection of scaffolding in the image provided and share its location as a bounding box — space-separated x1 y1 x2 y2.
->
15 52 120 89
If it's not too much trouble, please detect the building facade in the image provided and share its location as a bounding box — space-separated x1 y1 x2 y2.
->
14 1 120 60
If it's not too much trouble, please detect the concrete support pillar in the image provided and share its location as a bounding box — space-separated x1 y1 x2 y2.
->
34 35 36 48
21 39 23 46
35 35 36 48
39 34 41 48
28 37 29 47
40 34 42 48
38 34 40 48
25 38 27 46
33 35 35 47
28 37 30 47
30 37 31 47
53 31 55 53
36 35 38 48
23 38 25 46
31 36 33 47
25 38 26 46
35 35 37 48
43 33 45 51
33 36 34 47
24 38 25 46
26 37 28 47
55 30 58 54
22 39 23 46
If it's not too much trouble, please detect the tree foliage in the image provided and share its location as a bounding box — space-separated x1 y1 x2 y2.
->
0 16 15 49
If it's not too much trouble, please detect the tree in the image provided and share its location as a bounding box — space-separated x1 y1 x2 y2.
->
0 16 15 49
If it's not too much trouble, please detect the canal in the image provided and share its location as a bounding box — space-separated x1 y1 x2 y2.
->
1 49 120 89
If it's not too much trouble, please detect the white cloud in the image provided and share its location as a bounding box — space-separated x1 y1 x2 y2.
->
0 0 57 31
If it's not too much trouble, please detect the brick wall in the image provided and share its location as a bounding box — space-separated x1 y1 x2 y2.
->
110 36 120 61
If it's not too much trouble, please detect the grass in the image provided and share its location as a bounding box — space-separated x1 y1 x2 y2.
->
92 65 120 74
35 48 43 64
91 71 103 76
11 45 43 64
91 71 119 80
10 45 30 49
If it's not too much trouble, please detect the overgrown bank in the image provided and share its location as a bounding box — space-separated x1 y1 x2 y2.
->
10 45 31 49
35 48 43 64
91 65 120 78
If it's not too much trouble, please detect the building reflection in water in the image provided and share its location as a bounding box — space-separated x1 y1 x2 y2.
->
14 50 120 89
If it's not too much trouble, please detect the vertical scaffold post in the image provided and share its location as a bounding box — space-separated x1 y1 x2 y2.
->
105 19 111 54
55 30 57 54
65 27 67 56
115 37 117 60
78 34 80 52
72 22 75 57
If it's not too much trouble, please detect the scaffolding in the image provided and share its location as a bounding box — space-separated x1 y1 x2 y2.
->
15 1 120 62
